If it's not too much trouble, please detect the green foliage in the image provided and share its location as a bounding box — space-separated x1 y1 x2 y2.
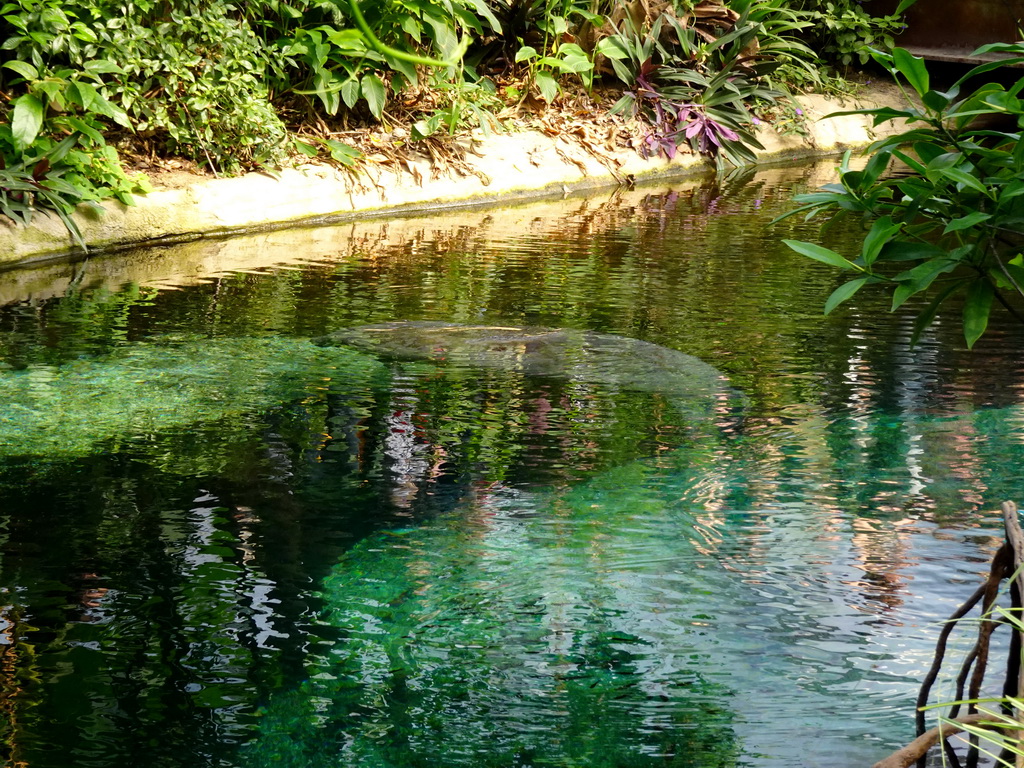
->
791 0 909 68
0 1 152 247
499 0 603 100
269 0 494 120
22 0 291 174
0 0 909 250
599 3 801 165
779 43 1024 348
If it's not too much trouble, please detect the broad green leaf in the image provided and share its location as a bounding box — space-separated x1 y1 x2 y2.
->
534 71 559 103
324 138 362 167
70 21 98 43
860 149 893 187
921 89 950 112
462 0 502 33
12 92 44 149
891 258 957 309
963 279 994 348
955 56 1024 87
878 241 946 262
943 211 992 233
69 79 99 111
66 115 104 144
824 277 869 315
340 77 360 110
980 90 1020 113
895 0 919 13
92 91 131 128
824 106 917 122
595 37 630 60
83 59 123 75
1004 261 1024 295
942 167 991 197
383 52 418 87
361 73 386 118
892 47 929 96
411 113 443 140
973 42 1024 55
892 150 927 175
862 215 902 265
782 240 861 271
515 45 538 62
925 151 961 171
293 138 318 157
3 59 37 80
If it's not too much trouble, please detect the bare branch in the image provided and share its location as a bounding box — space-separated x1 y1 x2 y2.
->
872 714 1009 768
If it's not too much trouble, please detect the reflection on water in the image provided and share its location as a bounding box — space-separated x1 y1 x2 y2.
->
0 160 1022 768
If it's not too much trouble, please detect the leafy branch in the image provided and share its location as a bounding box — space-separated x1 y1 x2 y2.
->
777 43 1024 347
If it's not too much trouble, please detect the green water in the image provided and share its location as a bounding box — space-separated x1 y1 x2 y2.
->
0 162 1022 768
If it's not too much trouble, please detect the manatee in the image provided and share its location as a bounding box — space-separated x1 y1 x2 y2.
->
315 321 732 404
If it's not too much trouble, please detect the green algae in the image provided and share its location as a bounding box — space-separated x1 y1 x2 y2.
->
0 335 388 458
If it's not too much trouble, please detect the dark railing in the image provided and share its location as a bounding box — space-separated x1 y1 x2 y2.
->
875 0 1023 62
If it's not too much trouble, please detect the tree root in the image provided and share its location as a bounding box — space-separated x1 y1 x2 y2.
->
873 501 1024 768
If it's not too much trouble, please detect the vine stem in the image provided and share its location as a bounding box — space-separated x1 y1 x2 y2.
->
347 0 467 69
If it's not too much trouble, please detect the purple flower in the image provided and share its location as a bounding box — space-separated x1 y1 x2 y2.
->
795 108 803 116
752 116 761 125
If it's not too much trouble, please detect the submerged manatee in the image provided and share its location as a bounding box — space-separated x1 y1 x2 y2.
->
315 321 734 410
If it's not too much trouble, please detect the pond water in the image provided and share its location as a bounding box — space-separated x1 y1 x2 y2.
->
1 160 1023 768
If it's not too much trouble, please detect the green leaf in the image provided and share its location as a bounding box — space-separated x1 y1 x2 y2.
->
69 21 98 43
293 138 318 157
782 239 861 271
860 149 893 187
891 150 927 175
411 113 443 140
824 277 869 314
534 70 559 102
66 115 104 144
878 241 946 262
943 211 992 233
595 37 630 60
12 92 44 150
862 215 902 266
921 89 950 112
895 0 919 12
324 138 362 167
891 258 957 309
83 59 124 75
361 73 386 118
963 279 993 348
942 167 991 197
3 59 38 81
515 45 538 62
892 47 929 96
69 79 99 111
824 106 918 123
462 0 502 33
340 77 360 110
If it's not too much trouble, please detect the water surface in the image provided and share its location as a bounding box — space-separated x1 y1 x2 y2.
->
0 161 1022 768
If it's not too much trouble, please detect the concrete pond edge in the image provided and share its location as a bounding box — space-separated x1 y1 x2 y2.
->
0 87 910 269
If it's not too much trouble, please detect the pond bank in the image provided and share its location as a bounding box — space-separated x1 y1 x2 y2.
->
0 85 909 268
